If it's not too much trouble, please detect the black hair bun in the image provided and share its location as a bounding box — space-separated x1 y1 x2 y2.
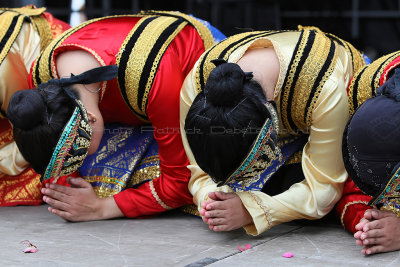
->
205 63 247 107
7 90 46 130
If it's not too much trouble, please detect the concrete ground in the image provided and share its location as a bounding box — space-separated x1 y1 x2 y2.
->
1 205 399 267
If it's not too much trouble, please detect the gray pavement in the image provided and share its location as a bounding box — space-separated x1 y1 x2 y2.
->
0 205 399 267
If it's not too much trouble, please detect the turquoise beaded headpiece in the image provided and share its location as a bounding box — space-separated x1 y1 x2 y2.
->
41 65 118 182
42 99 92 182
219 102 283 186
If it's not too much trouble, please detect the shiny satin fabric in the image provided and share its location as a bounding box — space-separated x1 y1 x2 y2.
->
29 15 218 217
180 30 360 235
0 7 70 206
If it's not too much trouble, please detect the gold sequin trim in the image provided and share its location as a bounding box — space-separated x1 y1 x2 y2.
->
149 180 173 210
381 201 400 218
340 200 369 228
249 191 272 230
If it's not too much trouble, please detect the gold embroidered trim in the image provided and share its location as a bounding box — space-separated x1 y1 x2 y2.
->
0 9 31 64
340 200 369 228
347 51 400 115
285 151 303 165
194 31 276 94
381 201 400 218
116 16 187 121
30 13 52 51
141 10 215 50
149 180 173 210
32 14 143 87
278 30 310 134
249 191 272 230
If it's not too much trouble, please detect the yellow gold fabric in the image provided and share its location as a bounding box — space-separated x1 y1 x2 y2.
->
180 30 360 235
0 21 42 175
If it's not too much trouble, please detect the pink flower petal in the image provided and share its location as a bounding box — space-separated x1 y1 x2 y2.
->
282 252 294 258
23 246 38 253
238 246 245 252
244 244 252 250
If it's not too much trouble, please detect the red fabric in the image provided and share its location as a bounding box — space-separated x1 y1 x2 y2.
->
335 178 373 233
380 55 400 85
36 17 206 217
42 11 71 38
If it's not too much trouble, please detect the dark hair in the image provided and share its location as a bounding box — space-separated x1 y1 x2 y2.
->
184 62 271 183
7 83 77 174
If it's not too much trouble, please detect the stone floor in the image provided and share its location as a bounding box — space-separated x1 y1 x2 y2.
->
1 205 399 266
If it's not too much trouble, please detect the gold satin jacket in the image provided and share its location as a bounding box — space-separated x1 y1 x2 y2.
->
180 29 365 235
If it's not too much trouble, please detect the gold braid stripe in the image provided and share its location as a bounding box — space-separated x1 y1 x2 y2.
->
340 200 370 228
249 191 272 230
279 30 310 134
30 13 52 51
0 7 45 65
292 32 337 131
118 16 187 120
141 10 215 50
298 26 365 74
149 180 173 210
31 14 143 88
194 31 276 93
347 51 400 115
304 37 338 129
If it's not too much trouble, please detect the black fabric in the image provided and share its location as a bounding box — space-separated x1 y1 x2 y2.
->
262 163 305 196
343 68 400 197
49 65 118 87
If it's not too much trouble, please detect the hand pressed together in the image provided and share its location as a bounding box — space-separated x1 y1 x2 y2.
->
200 191 253 232
354 209 400 255
41 177 123 222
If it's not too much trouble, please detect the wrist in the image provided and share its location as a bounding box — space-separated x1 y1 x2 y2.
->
97 196 124 220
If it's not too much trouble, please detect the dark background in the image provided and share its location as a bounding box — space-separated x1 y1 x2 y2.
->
2 0 400 60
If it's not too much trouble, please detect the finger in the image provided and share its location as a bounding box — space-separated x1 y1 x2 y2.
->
208 217 226 226
200 208 206 216
363 219 384 232
354 231 363 239
48 206 74 221
203 200 215 209
364 245 386 255
370 209 397 219
361 229 384 240
205 201 225 211
67 177 91 188
208 192 220 201
214 191 236 201
355 219 369 231
43 195 70 211
204 209 224 218
212 225 229 232
362 236 386 246
41 187 70 202
356 239 363 246
45 183 74 196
